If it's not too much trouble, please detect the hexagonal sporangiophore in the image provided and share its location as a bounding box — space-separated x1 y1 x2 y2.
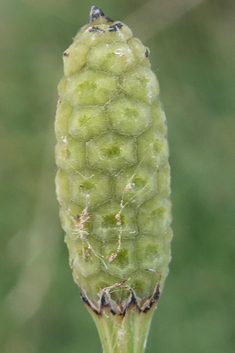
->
69 106 108 142
151 99 167 136
137 196 172 236
137 129 169 169
163 228 173 263
90 201 138 242
55 168 70 208
55 135 86 174
63 41 90 77
65 235 103 278
127 38 151 68
86 42 135 75
106 95 152 137
55 100 73 141
120 65 160 105
115 165 158 206
69 170 112 208
65 69 119 106
83 271 120 304
136 236 166 271
128 270 159 299
59 202 90 241
102 239 136 278
157 162 171 198
86 132 137 174
58 75 67 101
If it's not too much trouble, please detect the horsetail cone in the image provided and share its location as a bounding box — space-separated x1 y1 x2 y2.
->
55 6 172 353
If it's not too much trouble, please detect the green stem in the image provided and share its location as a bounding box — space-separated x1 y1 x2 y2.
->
87 305 156 353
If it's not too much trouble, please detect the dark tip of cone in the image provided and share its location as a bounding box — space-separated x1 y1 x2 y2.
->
87 6 105 23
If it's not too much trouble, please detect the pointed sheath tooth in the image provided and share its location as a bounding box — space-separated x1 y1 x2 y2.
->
55 6 173 353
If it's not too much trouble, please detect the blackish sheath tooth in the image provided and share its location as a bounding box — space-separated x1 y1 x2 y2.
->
87 6 105 23
89 26 105 33
108 22 123 31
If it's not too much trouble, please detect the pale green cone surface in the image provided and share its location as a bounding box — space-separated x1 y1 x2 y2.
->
55 6 172 353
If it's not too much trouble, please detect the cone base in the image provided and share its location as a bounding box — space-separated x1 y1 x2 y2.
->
80 281 161 353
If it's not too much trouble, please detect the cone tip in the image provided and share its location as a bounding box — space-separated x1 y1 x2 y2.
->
87 6 114 24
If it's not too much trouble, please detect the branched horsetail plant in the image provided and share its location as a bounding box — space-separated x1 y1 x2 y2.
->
55 6 172 353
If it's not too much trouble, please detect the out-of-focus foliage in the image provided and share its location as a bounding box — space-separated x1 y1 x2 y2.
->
0 0 234 352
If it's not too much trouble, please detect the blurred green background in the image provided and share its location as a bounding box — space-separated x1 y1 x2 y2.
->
1 0 235 352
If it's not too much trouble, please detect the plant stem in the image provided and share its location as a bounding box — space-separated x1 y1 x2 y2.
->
87 304 156 353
